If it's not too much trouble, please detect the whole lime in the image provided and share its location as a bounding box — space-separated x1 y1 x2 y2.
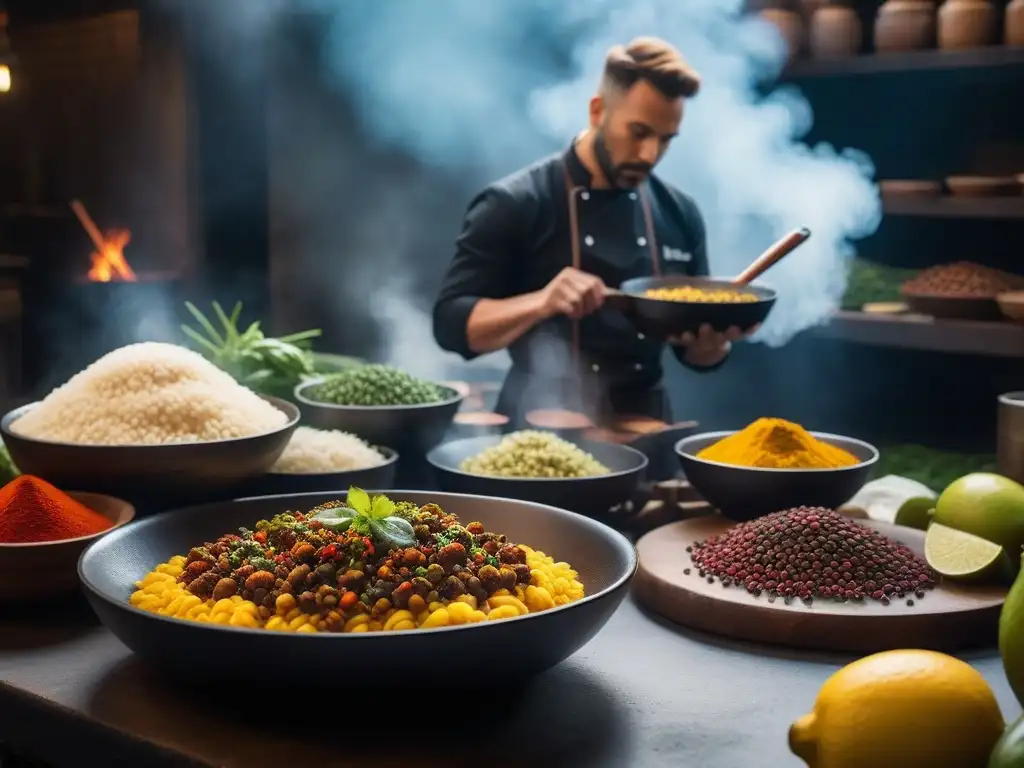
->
1000 569 1024 710
989 713 1024 767
933 473 1024 565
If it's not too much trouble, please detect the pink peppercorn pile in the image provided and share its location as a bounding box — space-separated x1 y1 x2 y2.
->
687 507 939 606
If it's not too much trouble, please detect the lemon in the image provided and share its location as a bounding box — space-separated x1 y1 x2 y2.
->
789 649 1004 768
894 496 935 531
925 522 1015 583
934 473 1024 565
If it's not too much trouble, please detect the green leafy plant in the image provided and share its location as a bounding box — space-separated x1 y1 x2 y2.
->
312 487 416 549
0 440 18 485
180 300 322 398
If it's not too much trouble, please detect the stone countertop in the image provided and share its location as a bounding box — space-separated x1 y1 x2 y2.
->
0 593 1020 768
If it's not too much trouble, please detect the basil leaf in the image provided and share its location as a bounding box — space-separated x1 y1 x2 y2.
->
370 494 396 520
369 516 416 549
347 486 371 515
312 506 356 531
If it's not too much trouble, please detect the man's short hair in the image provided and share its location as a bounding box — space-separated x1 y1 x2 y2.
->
601 36 701 100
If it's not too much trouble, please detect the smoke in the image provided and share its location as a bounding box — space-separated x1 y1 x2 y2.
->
313 0 881 347
193 0 881 371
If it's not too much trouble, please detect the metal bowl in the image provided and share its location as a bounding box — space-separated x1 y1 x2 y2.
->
242 446 399 496
77 490 637 685
675 431 878 522
427 436 648 518
0 396 300 510
0 491 134 601
294 378 464 454
609 276 777 338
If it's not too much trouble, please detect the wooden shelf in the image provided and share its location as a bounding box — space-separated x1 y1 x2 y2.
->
883 196 1024 220
786 46 1024 79
813 311 1024 358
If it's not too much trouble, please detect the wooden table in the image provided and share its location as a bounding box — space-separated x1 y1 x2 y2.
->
0 591 1019 768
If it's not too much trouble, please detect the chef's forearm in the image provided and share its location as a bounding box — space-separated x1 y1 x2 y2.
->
465 292 549 354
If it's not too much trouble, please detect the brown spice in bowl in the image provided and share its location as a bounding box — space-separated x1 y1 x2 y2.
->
901 261 1024 299
525 409 594 430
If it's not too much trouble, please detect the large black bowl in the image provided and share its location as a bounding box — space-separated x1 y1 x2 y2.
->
610 276 776 338
241 446 399 496
675 431 878 521
78 490 637 686
1 396 300 509
427 436 648 518
294 378 463 454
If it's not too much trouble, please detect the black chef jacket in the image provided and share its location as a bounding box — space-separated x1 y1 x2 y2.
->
433 142 722 426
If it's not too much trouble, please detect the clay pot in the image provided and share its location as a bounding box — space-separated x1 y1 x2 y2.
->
760 8 806 61
810 3 864 57
874 0 937 52
800 0 826 20
938 0 998 49
1006 0 1024 46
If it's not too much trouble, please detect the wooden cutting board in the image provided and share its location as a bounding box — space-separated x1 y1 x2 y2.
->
634 516 1008 654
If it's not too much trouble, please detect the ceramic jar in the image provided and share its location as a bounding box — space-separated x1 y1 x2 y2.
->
1006 0 1024 46
874 0 937 52
938 0 998 49
810 3 863 58
760 8 806 62
800 0 825 20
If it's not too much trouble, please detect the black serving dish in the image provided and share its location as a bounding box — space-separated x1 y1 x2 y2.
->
427 436 648 518
608 276 776 338
0 396 300 510
675 431 878 522
294 378 463 454
78 490 637 686
243 446 399 496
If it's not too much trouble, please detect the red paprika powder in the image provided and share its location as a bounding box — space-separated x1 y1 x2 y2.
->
0 475 112 543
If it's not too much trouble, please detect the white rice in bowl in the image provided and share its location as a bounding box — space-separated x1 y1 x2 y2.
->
271 426 386 474
9 342 288 445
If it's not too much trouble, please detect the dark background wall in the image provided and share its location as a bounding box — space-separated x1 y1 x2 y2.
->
0 0 1020 451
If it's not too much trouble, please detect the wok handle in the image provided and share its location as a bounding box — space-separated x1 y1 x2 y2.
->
733 227 811 286
603 286 631 311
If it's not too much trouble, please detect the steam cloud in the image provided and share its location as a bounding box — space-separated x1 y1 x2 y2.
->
196 0 881 371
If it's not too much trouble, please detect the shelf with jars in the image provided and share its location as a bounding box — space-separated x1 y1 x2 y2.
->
754 0 1024 78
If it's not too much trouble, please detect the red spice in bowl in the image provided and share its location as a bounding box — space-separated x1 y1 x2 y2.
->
0 475 113 543
687 506 938 606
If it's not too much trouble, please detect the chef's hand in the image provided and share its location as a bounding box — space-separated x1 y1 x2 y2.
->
669 323 760 367
540 267 606 320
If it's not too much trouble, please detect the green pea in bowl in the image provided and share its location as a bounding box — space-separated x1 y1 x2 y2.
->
294 377 464 454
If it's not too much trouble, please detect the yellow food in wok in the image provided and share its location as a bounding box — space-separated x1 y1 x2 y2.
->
643 286 759 304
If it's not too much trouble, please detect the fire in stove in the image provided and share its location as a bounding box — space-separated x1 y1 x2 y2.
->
70 199 137 283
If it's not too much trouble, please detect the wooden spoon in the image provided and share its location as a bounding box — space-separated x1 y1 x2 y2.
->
733 227 811 286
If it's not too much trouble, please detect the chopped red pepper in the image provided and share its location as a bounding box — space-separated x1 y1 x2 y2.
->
362 537 375 556
321 544 339 561
253 531 267 545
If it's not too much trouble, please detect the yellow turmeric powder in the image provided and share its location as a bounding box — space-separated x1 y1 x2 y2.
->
697 418 860 469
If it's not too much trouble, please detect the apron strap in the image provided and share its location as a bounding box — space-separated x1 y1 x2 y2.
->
560 158 661 364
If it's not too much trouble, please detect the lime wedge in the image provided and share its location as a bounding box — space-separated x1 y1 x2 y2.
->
895 496 936 531
925 522 1015 583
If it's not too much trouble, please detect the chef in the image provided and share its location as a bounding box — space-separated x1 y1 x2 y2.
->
433 36 752 427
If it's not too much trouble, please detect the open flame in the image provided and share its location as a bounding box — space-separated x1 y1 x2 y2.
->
70 199 137 283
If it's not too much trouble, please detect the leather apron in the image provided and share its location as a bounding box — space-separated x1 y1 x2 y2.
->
495 161 670 428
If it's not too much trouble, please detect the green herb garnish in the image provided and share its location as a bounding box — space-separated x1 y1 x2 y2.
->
312 487 417 550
